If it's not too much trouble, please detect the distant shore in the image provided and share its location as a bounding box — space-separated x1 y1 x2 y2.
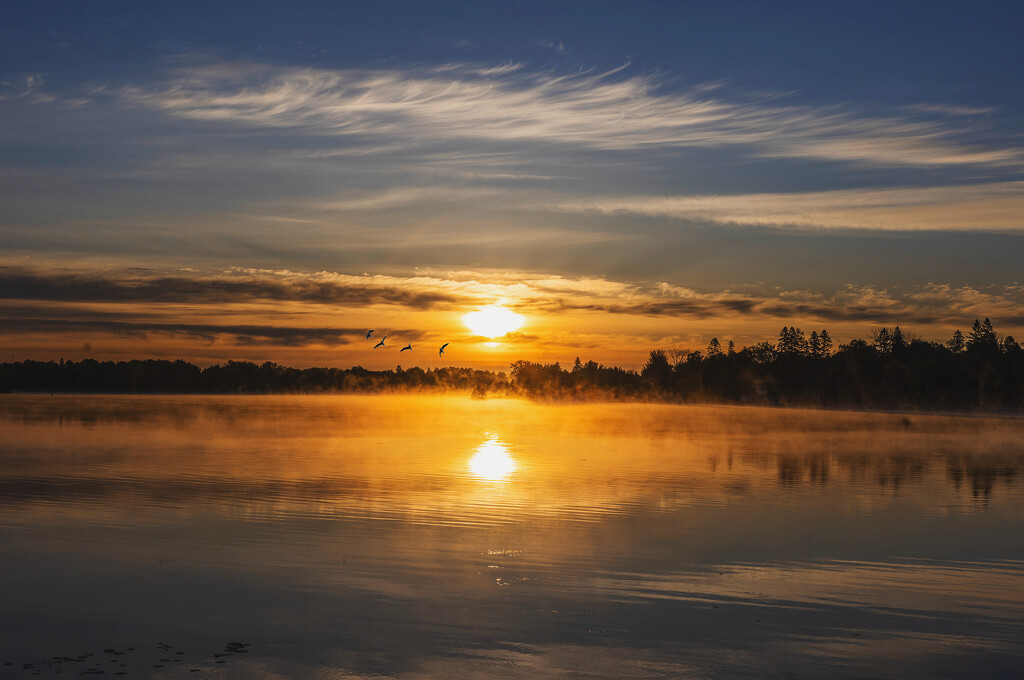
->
3 328 1022 414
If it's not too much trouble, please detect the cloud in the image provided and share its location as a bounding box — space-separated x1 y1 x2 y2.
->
314 186 502 212
549 298 738 319
537 279 1024 327
903 104 998 117
0 267 466 308
0 74 46 101
0 317 372 347
2 264 1023 353
118 60 1023 168
9 57 1022 251
551 182 1024 232
6 265 1021 330
544 296 1006 326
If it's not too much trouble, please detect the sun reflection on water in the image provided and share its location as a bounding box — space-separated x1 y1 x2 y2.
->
469 437 517 482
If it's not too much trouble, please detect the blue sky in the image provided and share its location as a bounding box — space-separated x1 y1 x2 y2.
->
5 1 1021 98
6 1 1021 104
2 1 1023 366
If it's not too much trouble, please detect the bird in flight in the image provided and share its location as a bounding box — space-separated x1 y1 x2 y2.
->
366 330 374 340
400 343 412 352
439 343 449 356
374 335 386 349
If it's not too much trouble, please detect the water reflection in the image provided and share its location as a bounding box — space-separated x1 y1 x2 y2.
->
1 395 1023 679
468 436 517 482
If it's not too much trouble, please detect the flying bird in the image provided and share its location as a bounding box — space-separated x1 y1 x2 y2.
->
400 343 412 352
366 330 375 340
439 343 449 356
374 336 386 349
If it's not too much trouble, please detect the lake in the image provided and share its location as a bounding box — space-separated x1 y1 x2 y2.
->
1 395 1023 679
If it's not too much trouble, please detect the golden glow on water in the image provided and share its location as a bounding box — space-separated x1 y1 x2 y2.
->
3 395 1024 679
463 305 524 338
468 437 517 481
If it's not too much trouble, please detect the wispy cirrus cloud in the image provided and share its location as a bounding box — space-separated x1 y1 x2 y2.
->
903 103 998 117
551 181 1024 231
118 59 1023 168
306 179 1024 232
0 74 52 102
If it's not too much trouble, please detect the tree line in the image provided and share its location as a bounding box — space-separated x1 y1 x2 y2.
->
514 318 1022 411
0 360 505 398
2 318 1022 411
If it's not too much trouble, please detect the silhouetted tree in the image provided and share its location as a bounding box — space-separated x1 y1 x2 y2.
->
778 326 809 357
641 350 674 392
873 326 911 357
947 329 966 353
807 329 834 358
967 318 998 352
746 341 777 365
872 327 891 354
820 330 833 356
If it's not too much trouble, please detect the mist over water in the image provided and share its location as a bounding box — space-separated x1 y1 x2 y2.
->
1 395 1023 679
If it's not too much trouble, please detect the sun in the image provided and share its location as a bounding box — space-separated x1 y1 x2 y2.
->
463 305 524 338
468 438 517 481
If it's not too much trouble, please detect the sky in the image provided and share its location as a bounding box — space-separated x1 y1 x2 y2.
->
2 0 1023 370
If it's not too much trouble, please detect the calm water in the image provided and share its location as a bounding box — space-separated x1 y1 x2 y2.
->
1 395 1023 679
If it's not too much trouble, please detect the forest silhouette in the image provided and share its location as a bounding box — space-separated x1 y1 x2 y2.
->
3 318 1022 412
